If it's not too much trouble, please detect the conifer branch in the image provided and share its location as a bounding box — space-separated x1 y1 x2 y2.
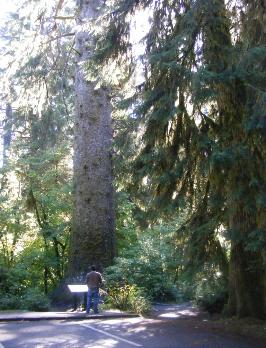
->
55 0 65 17
45 33 75 44
54 16 75 20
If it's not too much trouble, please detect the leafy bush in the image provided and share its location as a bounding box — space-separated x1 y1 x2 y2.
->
0 262 50 311
104 255 183 302
113 197 192 303
128 287 152 315
0 294 19 310
0 288 50 311
20 288 50 311
105 283 151 315
105 218 186 302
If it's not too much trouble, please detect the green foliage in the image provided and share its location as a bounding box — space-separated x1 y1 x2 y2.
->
113 191 229 310
0 294 19 310
106 217 187 302
0 290 50 311
115 192 138 253
193 266 228 314
0 0 74 301
0 264 50 311
20 288 50 311
0 142 73 291
105 282 151 315
0 0 74 293
105 255 180 302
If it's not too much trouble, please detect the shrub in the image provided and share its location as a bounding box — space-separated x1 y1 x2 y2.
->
20 288 50 311
128 287 152 315
104 256 181 302
0 289 50 311
0 294 19 310
105 283 151 315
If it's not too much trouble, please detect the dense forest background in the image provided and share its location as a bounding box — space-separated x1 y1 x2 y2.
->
0 0 265 319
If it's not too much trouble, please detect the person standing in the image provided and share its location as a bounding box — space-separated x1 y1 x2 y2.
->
85 265 103 314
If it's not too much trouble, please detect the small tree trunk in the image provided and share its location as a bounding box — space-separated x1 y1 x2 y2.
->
3 103 12 167
68 0 116 276
44 266 49 295
53 238 63 280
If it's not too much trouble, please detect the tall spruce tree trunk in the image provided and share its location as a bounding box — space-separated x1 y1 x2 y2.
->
224 115 265 318
69 0 116 276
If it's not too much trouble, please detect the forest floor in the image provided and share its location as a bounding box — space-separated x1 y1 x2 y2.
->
149 303 266 343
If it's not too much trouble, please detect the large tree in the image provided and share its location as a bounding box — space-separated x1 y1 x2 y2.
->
96 0 266 317
68 0 116 276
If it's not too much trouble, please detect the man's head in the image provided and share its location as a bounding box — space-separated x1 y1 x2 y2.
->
91 265 96 271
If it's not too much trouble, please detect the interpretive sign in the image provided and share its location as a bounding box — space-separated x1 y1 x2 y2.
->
68 285 88 293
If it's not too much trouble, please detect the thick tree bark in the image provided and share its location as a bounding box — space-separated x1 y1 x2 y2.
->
228 244 264 318
68 0 116 276
228 207 265 318
225 114 265 317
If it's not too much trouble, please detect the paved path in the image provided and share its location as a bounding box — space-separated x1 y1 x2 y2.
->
149 302 202 319
0 309 137 321
0 316 265 348
0 304 265 347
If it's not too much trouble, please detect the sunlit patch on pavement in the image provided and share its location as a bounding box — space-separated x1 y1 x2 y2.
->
158 308 199 318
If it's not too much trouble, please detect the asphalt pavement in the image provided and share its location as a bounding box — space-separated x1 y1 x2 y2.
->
0 308 138 321
0 304 265 348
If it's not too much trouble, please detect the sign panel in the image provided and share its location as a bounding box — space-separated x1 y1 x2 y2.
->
68 284 88 293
